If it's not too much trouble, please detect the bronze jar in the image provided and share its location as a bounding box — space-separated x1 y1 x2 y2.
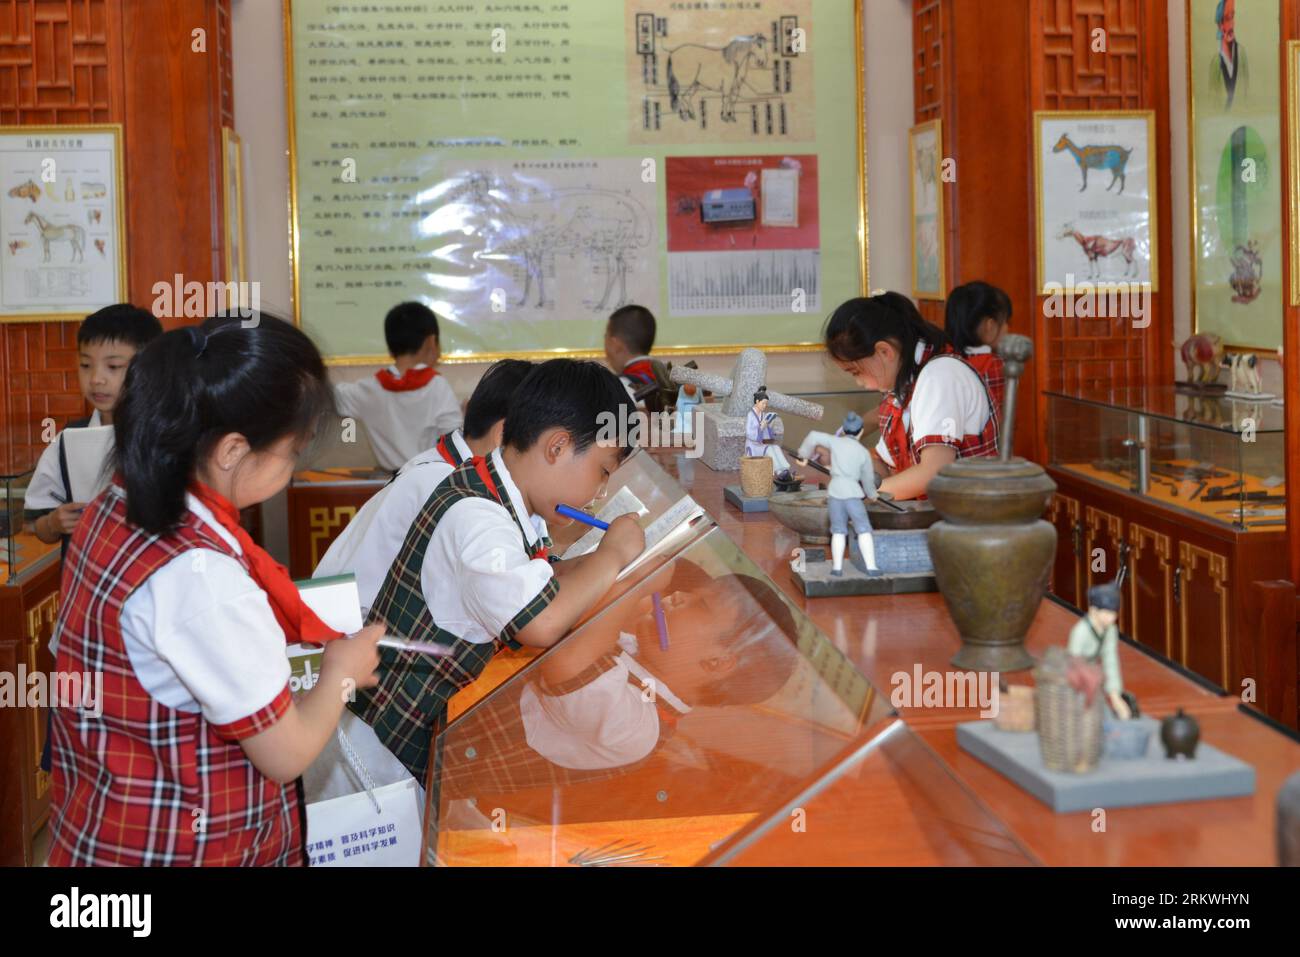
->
926 457 1057 672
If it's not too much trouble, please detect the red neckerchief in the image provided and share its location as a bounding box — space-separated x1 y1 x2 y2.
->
467 455 548 561
190 482 342 645
622 358 657 385
375 365 438 392
436 433 462 467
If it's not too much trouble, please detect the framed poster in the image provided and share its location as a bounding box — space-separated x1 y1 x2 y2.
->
284 0 867 362
0 125 126 323
1188 0 1282 351
909 119 945 300
1034 111 1158 293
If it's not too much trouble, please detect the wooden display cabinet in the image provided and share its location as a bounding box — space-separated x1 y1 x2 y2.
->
286 467 389 579
1045 388 1295 728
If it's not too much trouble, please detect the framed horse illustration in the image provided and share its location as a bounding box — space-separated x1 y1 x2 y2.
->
1033 111 1158 294
909 119 945 301
0 125 127 322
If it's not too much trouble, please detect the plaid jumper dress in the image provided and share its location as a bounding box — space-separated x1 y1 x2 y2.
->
47 483 304 866
877 345 1000 476
349 455 558 783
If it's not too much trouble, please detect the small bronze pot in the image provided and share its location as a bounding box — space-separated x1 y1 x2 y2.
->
1160 708 1200 760
927 457 1057 672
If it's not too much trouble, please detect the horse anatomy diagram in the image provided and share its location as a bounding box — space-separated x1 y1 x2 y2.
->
1038 116 1153 288
628 2 815 144
441 163 656 319
0 145 118 313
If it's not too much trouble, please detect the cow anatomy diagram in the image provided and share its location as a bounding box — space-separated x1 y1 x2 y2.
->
444 165 656 317
628 2 815 144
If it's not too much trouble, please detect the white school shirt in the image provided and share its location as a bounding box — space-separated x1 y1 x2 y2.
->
312 430 473 614
519 632 690 770
114 492 291 730
875 343 991 469
333 365 463 471
25 409 103 511
420 448 553 645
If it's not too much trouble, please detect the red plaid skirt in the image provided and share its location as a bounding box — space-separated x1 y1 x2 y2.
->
47 483 304 866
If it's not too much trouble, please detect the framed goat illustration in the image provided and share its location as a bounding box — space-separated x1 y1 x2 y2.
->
1033 111 1158 295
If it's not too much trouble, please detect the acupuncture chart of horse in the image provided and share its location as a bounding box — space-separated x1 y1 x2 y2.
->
0 125 126 319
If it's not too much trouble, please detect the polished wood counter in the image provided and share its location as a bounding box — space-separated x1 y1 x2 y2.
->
651 450 1300 866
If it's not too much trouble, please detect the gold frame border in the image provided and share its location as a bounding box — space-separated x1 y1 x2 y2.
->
1186 0 1284 353
1032 109 1160 296
0 123 129 325
221 127 248 288
1288 40 1300 308
908 118 945 301
283 0 868 364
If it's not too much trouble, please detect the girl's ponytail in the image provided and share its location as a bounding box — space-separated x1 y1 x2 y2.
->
113 313 331 535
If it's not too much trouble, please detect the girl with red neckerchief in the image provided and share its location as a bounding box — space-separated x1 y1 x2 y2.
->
47 314 382 867
823 292 999 502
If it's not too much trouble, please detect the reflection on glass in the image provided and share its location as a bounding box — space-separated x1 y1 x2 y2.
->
425 527 893 866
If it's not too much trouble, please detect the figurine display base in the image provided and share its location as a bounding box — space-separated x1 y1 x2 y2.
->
956 718 1255 813
1224 390 1276 401
693 403 781 472
792 533 936 597
723 485 770 513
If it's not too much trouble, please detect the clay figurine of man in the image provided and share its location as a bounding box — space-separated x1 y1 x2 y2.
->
1067 580 1132 720
795 411 882 578
746 386 794 483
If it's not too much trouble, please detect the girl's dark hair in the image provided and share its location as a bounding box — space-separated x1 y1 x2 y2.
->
502 358 636 459
114 313 332 535
944 281 1012 352
823 292 948 398
462 359 533 440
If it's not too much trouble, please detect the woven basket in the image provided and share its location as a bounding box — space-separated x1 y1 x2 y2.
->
740 455 774 498
1034 648 1103 773
995 685 1036 732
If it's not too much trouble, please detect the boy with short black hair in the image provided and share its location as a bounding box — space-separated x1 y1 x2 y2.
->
604 304 660 404
333 301 463 471
314 358 533 615
25 303 164 545
350 359 645 780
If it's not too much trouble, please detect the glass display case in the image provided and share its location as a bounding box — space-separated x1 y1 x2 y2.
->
1046 387 1286 531
2 451 59 584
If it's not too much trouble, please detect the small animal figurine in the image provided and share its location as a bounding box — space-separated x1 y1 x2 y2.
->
1224 351 1263 396
1160 708 1200 760
1180 333 1225 388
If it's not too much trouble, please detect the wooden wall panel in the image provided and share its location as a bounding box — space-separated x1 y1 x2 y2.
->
1283 0 1300 588
0 0 232 472
911 0 948 330
1029 0 1174 452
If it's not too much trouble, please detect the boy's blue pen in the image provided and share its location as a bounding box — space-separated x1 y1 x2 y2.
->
556 503 608 530
652 592 669 651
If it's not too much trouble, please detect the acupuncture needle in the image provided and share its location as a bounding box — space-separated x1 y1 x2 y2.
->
376 635 452 657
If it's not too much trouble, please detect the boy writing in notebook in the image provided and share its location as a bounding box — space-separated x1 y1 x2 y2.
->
333 301 463 471
25 303 163 545
350 359 644 781
313 358 533 615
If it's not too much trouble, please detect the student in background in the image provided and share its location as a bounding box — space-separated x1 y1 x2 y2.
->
824 292 998 502
333 301 463 471
47 315 382 867
944 280 1011 416
350 359 645 782
25 303 163 546
314 358 534 615
604 303 660 408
